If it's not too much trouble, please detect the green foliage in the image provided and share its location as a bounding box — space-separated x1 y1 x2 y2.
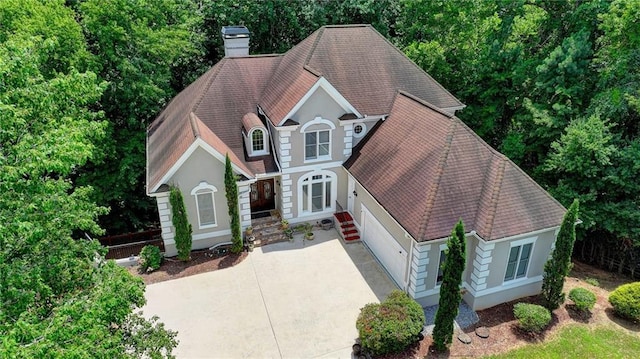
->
355 290 425 356
224 154 243 253
585 277 600 287
542 199 579 310
433 220 466 351
513 303 552 333
140 245 163 272
0 3 177 354
609 282 640 322
569 288 596 312
170 186 192 261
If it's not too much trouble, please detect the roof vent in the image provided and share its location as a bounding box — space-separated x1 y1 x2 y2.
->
221 26 250 57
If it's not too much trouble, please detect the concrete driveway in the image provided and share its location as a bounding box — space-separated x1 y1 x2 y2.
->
142 229 397 358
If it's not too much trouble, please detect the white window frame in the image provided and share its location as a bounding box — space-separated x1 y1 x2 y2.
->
353 123 367 138
297 170 336 216
190 182 218 229
435 243 447 287
301 117 335 163
503 237 536 283
248 128 268 156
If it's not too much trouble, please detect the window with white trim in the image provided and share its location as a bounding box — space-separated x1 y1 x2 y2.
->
252 129 265 152
305 130 330 160
299 171 335 214
190 182 218 229
353 123 366 138
436 249 446 286
504 242 533 281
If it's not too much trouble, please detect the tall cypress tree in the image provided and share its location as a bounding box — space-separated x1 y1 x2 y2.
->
170 185 192 261
224 154 243 253
433 220 466 351
542 199 579 310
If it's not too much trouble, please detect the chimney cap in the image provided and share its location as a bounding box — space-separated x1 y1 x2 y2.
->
221 26 250 39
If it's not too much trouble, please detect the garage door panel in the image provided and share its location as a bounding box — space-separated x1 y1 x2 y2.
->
361 206 407 287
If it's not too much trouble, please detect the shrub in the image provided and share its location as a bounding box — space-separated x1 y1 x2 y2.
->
569 288 596 312
609 282 640 322
170 185 192 261
513 303 551 333
356 290 425 356
584 277 600 287
139 245 162 272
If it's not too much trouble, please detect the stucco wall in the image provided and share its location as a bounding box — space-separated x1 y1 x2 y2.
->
165 146 233 254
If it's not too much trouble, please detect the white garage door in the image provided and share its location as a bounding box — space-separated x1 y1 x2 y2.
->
361 205 407 287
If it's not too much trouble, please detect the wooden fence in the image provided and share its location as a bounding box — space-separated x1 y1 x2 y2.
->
574 239 640 280
99 229 164 260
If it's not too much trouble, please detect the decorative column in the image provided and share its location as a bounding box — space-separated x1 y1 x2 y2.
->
155 192 175 251
279 130 292 169
470 240 495 292
238 183 251 227
408 243 431 298
281 174 293 219
343 123 353 158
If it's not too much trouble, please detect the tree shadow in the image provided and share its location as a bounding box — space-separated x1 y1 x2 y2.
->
605 308 640 332
565 304 593 323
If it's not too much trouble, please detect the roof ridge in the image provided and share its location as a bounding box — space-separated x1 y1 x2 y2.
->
417 120 457 240
321 24 371 28
189 112 200 138
304 27 325 76
484 156 507 240
368 27 464 109
397 90 455 118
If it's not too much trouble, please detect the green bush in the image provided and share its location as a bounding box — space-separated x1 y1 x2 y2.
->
609 282 640 322
139 245 162 272
584 277 600 287
513 303 551 333
569 288 596 312
356 290 425 356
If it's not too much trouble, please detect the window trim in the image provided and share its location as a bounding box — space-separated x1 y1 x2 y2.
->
297 170 336 216
190 182 219 229
353 123 366 138
248 128 268 156
503 237 537 283
301 117 335 163
435 243 447 287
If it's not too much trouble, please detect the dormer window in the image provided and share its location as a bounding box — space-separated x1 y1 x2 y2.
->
242 113 269 157
251 128 266 153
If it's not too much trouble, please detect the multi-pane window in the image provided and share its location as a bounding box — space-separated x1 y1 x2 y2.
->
301 173 333 213
191 182 218 228
504 243 533 281
305 130 330 160
252 129 265 152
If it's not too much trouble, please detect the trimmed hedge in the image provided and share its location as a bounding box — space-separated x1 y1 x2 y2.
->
609 282 640 322
513 303 551 333
356 290 425 356
139 245 162 272
569 288 596 312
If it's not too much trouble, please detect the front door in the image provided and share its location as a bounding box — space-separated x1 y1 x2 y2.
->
250 179 275 213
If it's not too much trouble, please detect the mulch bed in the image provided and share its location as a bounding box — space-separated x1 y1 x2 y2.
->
128 249 248 285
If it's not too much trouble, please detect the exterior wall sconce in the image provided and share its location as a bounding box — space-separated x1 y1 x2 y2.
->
352 190 358 197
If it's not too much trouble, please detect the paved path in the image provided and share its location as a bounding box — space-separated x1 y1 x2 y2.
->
143 229 397 358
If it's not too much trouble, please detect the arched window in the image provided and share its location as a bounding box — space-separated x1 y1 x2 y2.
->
298 170 336 215
251 129 265 153
190 182 218 228
301 117 335 162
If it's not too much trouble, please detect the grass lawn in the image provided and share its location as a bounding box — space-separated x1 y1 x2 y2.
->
487 324 640 358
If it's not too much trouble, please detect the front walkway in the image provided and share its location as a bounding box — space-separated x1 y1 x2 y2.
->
142 229 397 358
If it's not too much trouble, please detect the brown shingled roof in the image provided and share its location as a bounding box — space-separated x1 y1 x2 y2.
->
147 55 281 192
260 25 463 125
345 92 566 241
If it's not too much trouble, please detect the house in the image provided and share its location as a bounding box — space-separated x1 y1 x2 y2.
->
146 25 566 310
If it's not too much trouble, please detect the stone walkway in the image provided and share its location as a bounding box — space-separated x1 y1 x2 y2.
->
422 302 479 335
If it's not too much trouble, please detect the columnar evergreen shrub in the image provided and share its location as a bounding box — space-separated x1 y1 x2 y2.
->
609 282 640 322
542 199 579 310
356 290 425 356
139 245 162 272
513 303 552 333
224 154 243 253
170 185 192 261
433 220 466 351
569 287 596 312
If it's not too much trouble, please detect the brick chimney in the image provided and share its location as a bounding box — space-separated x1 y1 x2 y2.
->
221 26 250 57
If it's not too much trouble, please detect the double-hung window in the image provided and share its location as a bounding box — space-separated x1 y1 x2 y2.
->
305 130 330 161
191 182 218 229
504 242 533 281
